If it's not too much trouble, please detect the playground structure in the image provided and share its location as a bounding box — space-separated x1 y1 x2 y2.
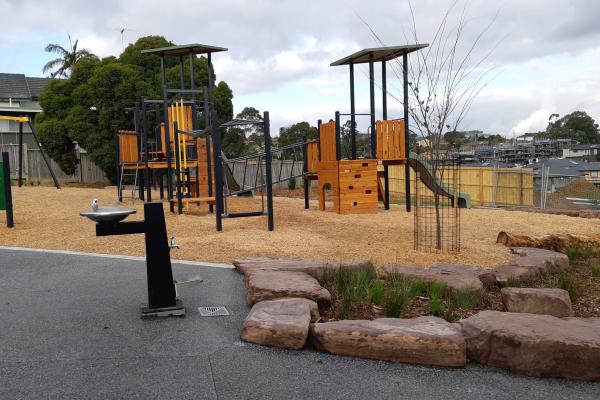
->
0 114 60 189
303 44 470 215
115 43 471 233
116 44 312 231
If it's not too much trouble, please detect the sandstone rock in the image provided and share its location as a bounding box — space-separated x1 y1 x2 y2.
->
493 247 569 284
310 317 466 367
245 270 331 306
501 287 573 317
383 263 485 292
460 311 600 381
497 231 600 255
241 298 314 350
233 257 370 278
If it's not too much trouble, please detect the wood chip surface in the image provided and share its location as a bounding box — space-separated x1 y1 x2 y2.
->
1 187 599 269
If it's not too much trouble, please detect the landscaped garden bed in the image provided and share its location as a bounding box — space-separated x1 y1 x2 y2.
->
317 244 600 322
235 241 600 381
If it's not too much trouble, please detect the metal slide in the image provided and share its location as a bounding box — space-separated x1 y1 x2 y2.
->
408 151 471 208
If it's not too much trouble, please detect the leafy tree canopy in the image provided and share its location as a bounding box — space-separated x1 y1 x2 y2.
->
278 121 317 148
38 35 234 182
541 111 600 144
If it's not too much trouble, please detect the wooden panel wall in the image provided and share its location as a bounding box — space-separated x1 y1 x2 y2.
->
306 142 319 173
319 121 337 162
118 130 139 163
376 119 406 160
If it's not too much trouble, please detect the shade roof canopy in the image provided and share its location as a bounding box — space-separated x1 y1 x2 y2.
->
141 44 228 56
330 44 429 66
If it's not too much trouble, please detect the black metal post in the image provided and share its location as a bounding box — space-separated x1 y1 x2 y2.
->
179 56 185 90
302 135 309 209
2 152 14 228
134 102 144 202
264 111 274 231
204 87 214 213
317 119 322 162
18 122 23 187
115 128 122 202
335 112 341 161
384 164 390 210
349 63 356 160
382 61 388 120
27 118 60 189
160 56 174 212
369 54 376 159
211 111 224 231
403 53 411 212
173 121 183 214
159 171 164 199
141 98 151 202
189 53 198 130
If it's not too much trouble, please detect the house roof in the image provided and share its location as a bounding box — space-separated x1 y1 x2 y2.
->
330 44 429 66
526 158 592 176
0 73 31 99
26 77 53 99
0 73 53 101
567 144 600 151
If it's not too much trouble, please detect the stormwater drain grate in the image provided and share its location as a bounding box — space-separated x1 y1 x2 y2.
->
198 306 230 317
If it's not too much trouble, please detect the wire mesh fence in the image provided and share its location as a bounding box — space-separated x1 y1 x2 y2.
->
413 154 461 253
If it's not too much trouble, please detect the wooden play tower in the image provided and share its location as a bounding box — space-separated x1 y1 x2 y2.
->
305 44 428 214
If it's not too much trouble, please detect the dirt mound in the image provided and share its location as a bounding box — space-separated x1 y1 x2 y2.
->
546 179 600 210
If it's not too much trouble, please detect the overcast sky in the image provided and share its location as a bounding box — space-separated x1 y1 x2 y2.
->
1 0 599 137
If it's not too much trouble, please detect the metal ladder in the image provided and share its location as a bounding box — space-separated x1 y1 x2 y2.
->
118 163 141 202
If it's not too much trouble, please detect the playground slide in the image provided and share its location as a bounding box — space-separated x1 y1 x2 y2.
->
223 158 241 192
408 151 471 208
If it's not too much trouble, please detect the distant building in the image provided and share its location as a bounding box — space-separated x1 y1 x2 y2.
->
526 158 600 192
562 144 600 161
0 73 53 146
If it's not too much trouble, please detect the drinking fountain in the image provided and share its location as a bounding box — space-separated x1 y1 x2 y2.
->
80 200 185 317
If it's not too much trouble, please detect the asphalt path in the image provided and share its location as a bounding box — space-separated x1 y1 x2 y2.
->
1 248 598 399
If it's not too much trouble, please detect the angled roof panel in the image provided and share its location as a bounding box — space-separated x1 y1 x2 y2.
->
141 43 228 56
0 73 30 99
330 44 429 66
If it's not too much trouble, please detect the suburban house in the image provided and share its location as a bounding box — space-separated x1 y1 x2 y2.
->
562 144 600 161
0 72 52 146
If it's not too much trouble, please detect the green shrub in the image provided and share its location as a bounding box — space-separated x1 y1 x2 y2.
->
383 286 412 317
288 178 296 190
429 298 445 317
427 282 446 301
505 276 522 288
369 280 385 305
547 272 582 303
381 274 424 317
564 244 595 262
592 264 600 278
450 290 483 310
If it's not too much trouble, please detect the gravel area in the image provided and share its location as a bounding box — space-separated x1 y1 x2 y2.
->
1 186 599 268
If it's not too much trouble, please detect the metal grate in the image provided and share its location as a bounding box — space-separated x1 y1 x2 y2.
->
198 306 230 317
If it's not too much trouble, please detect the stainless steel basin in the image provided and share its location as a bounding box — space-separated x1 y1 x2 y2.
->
80 206 136 223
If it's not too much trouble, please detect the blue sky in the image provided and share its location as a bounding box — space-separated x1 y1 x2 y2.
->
2 0 599 137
